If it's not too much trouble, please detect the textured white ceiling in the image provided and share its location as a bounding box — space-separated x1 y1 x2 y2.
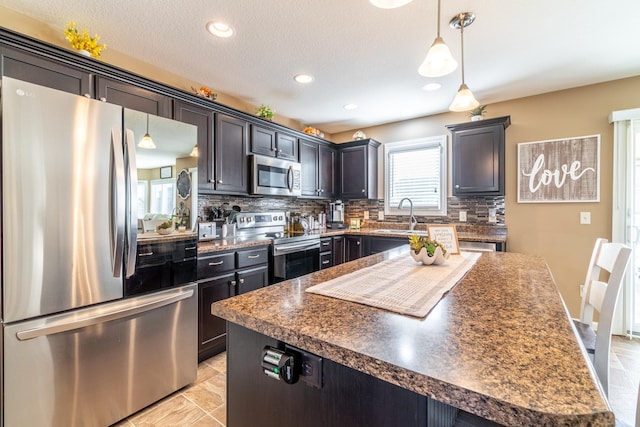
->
2 0 640 134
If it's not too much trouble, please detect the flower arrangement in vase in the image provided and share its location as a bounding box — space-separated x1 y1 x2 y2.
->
191 86 218 101
63 22 106 58
408 235 449 265
255 104 274 120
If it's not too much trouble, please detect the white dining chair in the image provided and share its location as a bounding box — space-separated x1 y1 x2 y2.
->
573 240 632 396
636 380 639 427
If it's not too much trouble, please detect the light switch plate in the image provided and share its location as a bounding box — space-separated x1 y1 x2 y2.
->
488 208 497 223
363 211 369 220
378 210 384 220
459 211 467 222
580 212 591 225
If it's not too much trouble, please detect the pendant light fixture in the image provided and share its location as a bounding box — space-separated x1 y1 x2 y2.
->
369 0 413 8
138 114 156 149
448 12 480 112
418 0 457 77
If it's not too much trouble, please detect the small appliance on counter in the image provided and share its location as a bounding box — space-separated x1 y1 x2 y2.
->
327 200 347 229
198 222 218 241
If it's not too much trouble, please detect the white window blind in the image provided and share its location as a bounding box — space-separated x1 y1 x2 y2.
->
385 136 447 216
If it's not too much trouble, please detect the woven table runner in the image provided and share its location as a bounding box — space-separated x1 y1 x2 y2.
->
306 251 482 318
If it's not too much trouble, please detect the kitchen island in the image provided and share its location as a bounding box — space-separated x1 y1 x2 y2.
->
211 247 613 426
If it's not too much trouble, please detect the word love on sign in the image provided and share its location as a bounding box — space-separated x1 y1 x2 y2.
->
517 135 600 203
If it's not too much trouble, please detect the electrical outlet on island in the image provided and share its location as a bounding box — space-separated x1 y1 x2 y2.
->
459 211 467 222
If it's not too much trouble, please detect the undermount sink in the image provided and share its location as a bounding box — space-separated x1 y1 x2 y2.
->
372 229 428 235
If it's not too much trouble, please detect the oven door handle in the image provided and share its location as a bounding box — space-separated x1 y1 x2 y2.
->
273 241 320 256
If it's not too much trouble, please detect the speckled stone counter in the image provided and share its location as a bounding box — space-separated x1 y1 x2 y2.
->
197 237 272 254
137 231 197 245
197 225 506 254
212 248 613 426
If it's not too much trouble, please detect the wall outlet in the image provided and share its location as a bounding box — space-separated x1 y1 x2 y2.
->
580 212 591 225
488 208 497 223
459 211 467 222
363 211 369 220
378 210 384 220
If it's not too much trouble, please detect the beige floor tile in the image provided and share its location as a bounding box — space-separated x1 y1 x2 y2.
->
191 414 225 427
129 395 206 426
182 378 226 413
211 404 227 425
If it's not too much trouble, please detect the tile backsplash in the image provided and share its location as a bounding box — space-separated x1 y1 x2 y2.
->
197 194 504 226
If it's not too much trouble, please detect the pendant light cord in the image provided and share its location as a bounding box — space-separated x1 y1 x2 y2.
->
436 0 441 36
460 14 465 85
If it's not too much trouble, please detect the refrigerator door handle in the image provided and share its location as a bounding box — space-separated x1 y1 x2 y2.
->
111 128 126 277
15 288 195 341
124 128 138 278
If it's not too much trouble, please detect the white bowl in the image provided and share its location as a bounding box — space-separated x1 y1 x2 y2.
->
157 228 174 235
409 246 449 265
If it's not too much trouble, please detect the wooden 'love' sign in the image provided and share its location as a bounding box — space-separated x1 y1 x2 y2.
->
517 135 600 203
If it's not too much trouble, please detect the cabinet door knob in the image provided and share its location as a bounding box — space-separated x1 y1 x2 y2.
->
99 97 106 102
83 93 91 98
239 278 245 284
218 179 223 184
361 189 365 193
231 280 237 286
356 241 361 245
455 184 460 188
278 149 282 153
209 179 216 183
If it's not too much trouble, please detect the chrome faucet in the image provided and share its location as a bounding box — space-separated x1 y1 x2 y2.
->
398 198 418 231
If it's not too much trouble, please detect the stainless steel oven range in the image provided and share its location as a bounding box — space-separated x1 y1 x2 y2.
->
235 211 320 283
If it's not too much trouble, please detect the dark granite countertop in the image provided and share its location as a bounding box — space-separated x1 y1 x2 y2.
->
211 248 612 426
137 231 197 245
197 224 506 253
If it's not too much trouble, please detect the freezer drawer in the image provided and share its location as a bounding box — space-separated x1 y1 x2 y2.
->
2 284 197 427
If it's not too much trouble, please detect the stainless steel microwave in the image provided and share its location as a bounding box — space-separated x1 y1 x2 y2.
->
249 154 302 197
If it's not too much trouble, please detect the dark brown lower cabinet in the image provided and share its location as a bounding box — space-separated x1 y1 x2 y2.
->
197 246 269 361
226 323 428 427
345 236 363 262
198 273 234 359
332 236 345 265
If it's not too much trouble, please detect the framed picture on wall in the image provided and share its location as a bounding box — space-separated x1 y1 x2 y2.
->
160 166 172 179
517 135 600 203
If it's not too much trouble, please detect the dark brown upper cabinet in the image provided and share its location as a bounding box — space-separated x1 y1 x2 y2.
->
339 138 380 199
174 100 215 192
250 123 298 161
215 113 249 194
446 116 510 197
299 138 336 199
0 46 93 96
96 76 172 118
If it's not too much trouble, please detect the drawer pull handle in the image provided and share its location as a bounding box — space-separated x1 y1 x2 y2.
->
185 246 196 250
322 260 330 265
247 254 260 259
208 260 224 266
139 252 154 257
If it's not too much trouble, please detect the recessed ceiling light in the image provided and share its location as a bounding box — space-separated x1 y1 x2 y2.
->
343 103 358 110
294 74 314 84
206 21 234 38
423 83 441 91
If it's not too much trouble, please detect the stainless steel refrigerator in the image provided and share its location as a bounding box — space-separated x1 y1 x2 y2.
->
1 77 198 426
